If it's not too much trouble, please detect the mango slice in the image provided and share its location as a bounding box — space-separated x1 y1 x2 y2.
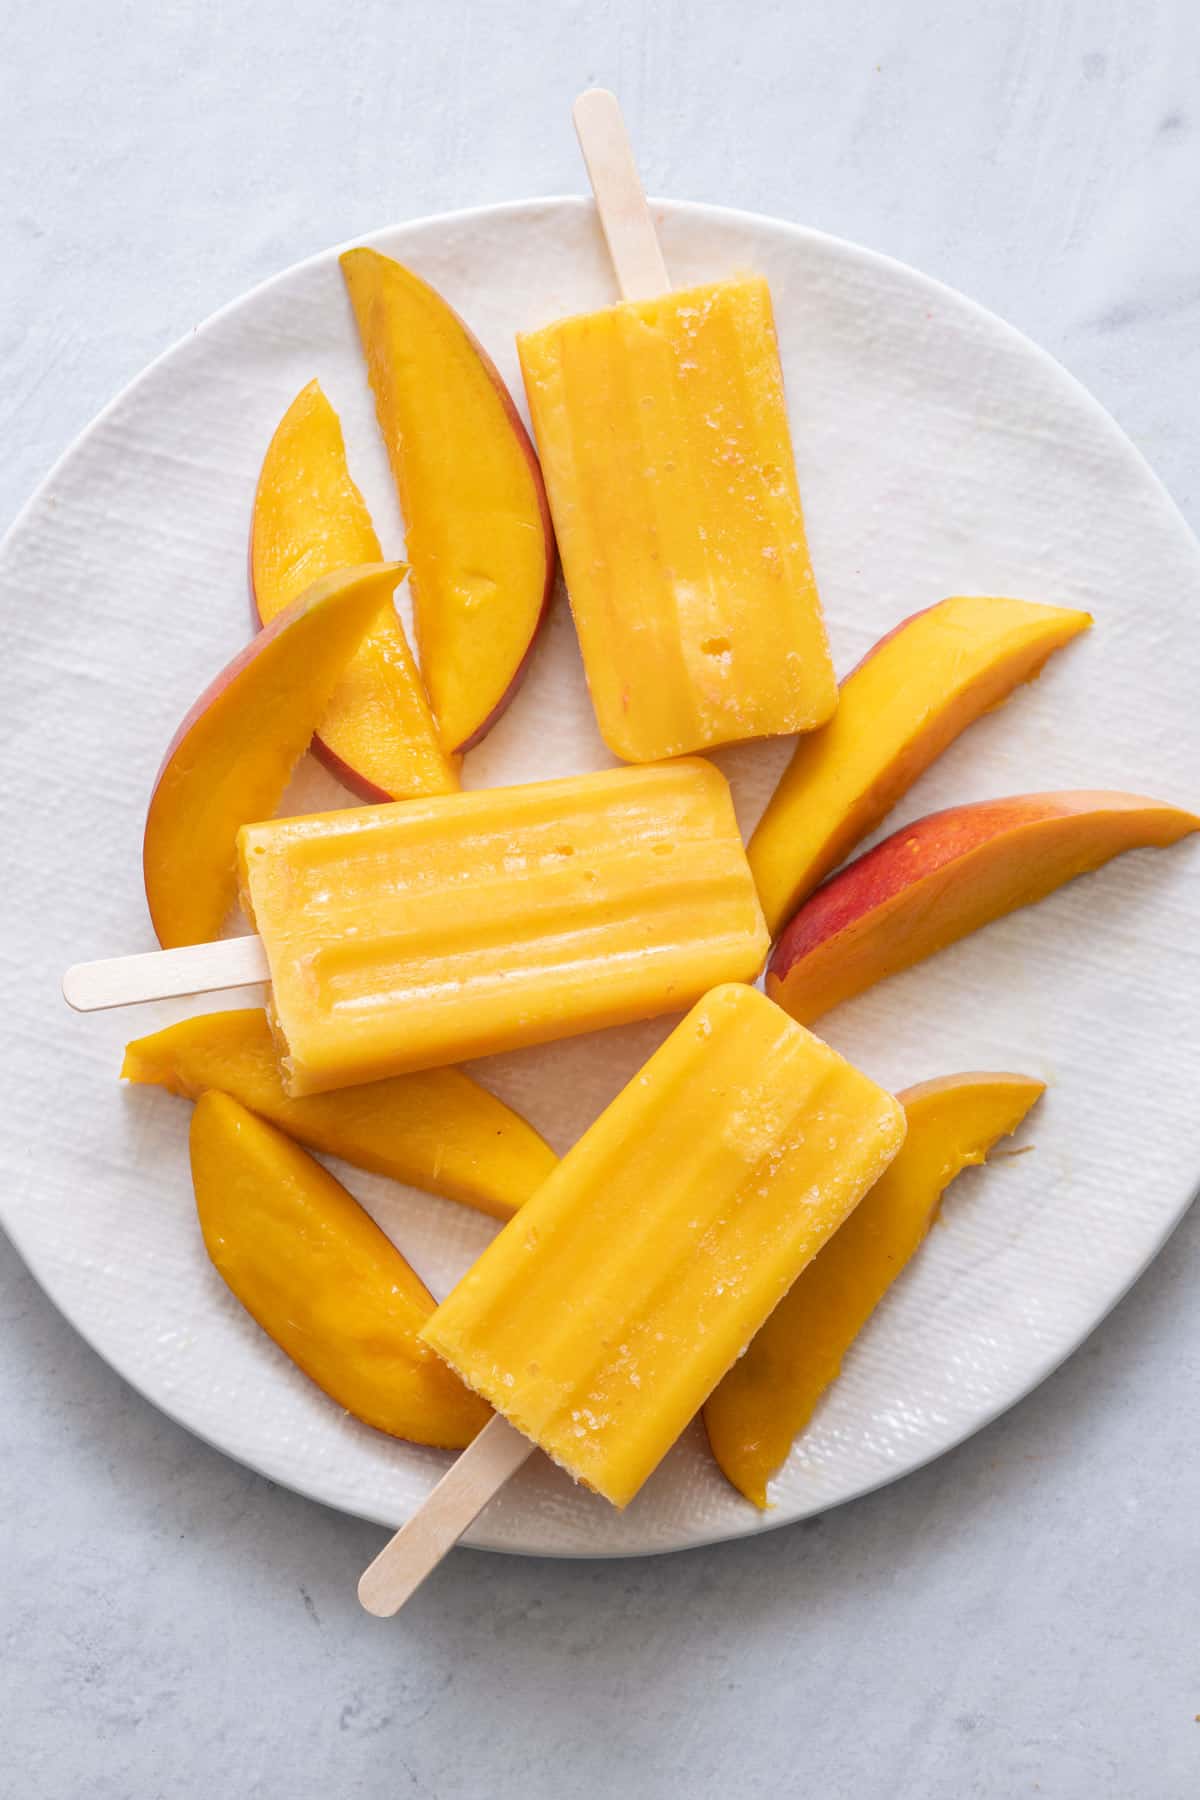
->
123 1008 557 1220
341 248 554 753
769 790 1199 1025
251 379 458 803
704 1072 1045 1507
748 595 1092 934
143 562 401 948
190 1091 490 1448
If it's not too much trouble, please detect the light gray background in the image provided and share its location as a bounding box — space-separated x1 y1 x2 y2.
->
4 2 1199 1794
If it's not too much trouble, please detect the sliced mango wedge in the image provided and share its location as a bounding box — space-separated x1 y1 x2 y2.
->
143 562 401 948
341 248 554 753
769 790 1199 1025
704 1071 1045 1507
190 1092 490 1447
123 1008 557 1221
749 595 1092 934
251 379 457 803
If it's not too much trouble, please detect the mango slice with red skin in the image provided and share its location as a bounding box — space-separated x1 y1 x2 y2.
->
143 562 402 949
768 790 1199 1026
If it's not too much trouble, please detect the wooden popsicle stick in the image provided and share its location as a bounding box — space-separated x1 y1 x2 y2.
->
358 1414 535 1617
573 88 670 301
62 934 270 1012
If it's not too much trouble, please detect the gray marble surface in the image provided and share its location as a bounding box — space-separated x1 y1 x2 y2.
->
4 2 1200 1794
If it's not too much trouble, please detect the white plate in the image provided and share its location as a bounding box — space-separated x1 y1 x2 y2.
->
3 198 1198 1557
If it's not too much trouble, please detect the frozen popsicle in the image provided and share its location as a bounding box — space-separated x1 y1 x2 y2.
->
238 759 768 1096
63 759 766 1052
424 983 904 1506
358 984 905 1612
516 92 836 763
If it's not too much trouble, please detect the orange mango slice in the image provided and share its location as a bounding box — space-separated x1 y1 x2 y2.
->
143 562 402 948
704 1071 1045 1507
341 248 554 753
251 379 457 803
123 1008 557 1221
190 1091 490 1448
748 595 1092 934
769 790 1199 1025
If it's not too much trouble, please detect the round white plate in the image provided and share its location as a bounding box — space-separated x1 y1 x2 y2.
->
3 198 1198 1557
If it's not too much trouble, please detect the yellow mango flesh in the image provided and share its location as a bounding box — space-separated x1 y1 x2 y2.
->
189 1091 490 1449
518 276 836 762
143 563 402 949
341 249 553 753
252 379 458 803
704 1072 1045 1507
769 791 1200 1025
748 595 1092 934
121 1008 556 1220
238 759 769 1098
423 986 905 1509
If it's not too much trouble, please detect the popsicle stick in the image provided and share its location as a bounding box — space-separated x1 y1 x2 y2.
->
62 934 270 1012
573 88 670 301
358 1414 535 1617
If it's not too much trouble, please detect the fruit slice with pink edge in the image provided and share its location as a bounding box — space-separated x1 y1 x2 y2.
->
144 563 401 948
767 790 1199 1024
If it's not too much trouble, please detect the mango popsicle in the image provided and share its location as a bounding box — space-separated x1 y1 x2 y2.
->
518 276 837 763
423 985 906 1508
238 760 768 1098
